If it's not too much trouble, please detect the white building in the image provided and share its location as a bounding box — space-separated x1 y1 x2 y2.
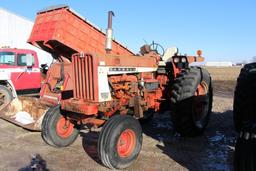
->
0 8 52 65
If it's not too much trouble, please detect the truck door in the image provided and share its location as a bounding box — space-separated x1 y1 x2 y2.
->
11 52 41 91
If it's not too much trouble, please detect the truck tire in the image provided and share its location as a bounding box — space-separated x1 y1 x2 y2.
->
234 125 256 171
41 105 79 147
0 85 13 111
233 63 256 132
170 67 213 136
98 115 142 169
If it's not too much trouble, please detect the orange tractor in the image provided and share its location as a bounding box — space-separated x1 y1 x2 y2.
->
37 8 213 170
2 5 213 169
44 43 212 170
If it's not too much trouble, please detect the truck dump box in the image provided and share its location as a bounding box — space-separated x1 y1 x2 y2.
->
28 5 134 59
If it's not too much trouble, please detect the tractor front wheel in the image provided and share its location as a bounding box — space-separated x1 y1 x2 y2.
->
41 105 79 147
170 67 213 136
98 115 142 169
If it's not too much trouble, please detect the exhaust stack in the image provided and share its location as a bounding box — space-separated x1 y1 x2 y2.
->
105 11 115 53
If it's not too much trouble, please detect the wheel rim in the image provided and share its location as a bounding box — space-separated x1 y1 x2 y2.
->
0 89 11 110
117 129 136 158
193 81 210 128
56 116 74 138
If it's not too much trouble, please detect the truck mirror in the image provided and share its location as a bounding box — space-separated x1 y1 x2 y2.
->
26 54 33 67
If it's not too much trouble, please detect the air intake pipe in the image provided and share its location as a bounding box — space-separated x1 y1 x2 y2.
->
105 11 115 53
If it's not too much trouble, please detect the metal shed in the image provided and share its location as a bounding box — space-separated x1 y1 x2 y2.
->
0 8 52 65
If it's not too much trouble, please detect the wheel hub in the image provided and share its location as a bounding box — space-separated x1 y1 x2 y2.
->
193 82 210 127
56 117 74 138
196 81 208 96
117 129 136 158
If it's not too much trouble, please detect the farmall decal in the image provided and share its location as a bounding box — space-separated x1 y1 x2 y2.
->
109 68 136 72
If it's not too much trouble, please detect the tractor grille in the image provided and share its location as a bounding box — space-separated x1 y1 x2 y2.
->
73 54 95 101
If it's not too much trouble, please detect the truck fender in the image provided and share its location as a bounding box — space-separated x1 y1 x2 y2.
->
0 79 17 98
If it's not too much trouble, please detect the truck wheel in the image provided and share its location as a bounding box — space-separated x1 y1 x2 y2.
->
41 105 79 147
233 63 256 132
98 115 142 169
234 126 256 171
0 85 13 111
170 67 213 136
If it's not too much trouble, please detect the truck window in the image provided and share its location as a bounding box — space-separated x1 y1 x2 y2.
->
0 52 15 65
17 54 35 66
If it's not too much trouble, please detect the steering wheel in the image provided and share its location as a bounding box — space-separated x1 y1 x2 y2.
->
149 42 165 57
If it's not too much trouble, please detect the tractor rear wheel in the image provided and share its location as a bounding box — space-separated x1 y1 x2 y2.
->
0 85 13 111
170 67 212 136
98 115 142 169
41 105 79 147
234 125 256 171
233 63 256 132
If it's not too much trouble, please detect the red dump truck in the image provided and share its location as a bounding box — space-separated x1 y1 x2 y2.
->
0 5 134 130
0 48 41 93
0 48 42 112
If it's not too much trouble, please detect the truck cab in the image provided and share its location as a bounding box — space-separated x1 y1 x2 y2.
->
0 48 41 94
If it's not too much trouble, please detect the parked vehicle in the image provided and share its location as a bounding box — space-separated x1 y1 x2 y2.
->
0 48 42 93
0 5 213 170
0 48 42 110
233 63 256 171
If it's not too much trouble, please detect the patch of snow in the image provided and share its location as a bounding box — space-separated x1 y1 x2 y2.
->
12 111 35 125
208 134 224 142
205 131 235 171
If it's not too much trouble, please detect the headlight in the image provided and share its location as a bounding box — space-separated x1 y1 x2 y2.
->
173 58 179 63
181 57 187 63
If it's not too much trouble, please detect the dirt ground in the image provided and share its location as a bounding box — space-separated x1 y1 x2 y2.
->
0 67 241 171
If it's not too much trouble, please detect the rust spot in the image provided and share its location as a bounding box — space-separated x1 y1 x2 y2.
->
114 58 121 65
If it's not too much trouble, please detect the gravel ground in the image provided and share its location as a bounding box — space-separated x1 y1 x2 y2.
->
0 80 237 171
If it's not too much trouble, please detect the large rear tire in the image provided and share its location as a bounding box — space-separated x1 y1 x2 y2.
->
0 85 13 111
98 115 142 169
170 67 213 136
234 126 256 171
233 63 256 132
41 105 79 147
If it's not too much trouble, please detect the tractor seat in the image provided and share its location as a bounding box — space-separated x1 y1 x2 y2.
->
162 47 178 63
158 47 178 66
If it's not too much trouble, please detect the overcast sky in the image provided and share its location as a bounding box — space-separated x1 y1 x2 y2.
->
1 0 255 62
